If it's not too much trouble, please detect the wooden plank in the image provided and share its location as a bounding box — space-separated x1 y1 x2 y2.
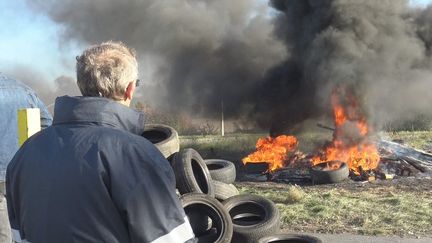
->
17 108 41 147
378 140 432 164
401 156 432 173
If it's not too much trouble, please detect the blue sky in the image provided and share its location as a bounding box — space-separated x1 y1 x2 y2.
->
411 0 432 6
0 0 79 81
1 0 431 86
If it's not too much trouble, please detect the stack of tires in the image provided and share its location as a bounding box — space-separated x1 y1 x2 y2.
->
171 148 237 242
172 149 282 243
142 124 321 243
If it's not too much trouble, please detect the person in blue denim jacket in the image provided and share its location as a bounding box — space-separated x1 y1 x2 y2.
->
0 74 52 243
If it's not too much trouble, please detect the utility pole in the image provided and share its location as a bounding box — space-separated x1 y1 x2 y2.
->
221 99 225 136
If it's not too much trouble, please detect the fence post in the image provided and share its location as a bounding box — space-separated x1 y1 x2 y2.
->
17 108 41 147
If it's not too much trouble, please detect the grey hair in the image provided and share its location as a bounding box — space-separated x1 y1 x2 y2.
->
76 41 138 100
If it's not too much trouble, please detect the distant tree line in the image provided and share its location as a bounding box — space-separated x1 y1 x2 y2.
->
134 101 220 136
383 114 432 132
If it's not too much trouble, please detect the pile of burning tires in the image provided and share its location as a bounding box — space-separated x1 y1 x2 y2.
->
143 124 322 243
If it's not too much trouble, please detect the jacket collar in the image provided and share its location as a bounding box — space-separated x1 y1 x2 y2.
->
53 96 145 135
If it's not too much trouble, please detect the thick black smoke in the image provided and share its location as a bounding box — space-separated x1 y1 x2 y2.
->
27 0 285 118
258 0 432 134
26 0 432 132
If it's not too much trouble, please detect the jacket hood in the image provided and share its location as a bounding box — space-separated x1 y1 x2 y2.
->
53 96 145 135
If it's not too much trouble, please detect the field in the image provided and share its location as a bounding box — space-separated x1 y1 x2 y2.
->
180 131 432 162
179 131 432 237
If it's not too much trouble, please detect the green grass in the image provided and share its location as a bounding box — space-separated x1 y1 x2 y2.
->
180 133 267 160
237 183 432 236
179 131 332 162
386 131 432 152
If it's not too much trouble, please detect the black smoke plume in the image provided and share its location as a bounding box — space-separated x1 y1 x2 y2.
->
259 0 432 134
26 0 432 132
27 0 285 118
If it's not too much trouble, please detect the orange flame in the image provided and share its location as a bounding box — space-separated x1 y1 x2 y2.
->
312 86 380 175
242 135 298 172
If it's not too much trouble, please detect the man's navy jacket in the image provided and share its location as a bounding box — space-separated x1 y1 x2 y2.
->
6 96 194 243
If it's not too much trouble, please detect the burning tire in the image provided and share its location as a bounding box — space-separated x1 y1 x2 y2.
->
222 194 280 242
258 233 323 243
310 160 349 184
213 181 239 201
173 148 215 197
142 124 179 159
180 193 233 243
205 159 236 184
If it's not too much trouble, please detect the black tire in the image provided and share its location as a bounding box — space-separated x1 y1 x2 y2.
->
142 124 179 159
181 193 233 243
223 194 280 242
310 161 349 184
197 228 218 242
213 181 239 201
258 233 323 243
186 210 212 236
173 148 215 197
205 159 236 184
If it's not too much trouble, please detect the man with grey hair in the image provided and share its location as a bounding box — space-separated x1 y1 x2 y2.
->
6 41 195 243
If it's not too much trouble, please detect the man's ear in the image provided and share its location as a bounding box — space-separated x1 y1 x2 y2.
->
124 81 135 101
